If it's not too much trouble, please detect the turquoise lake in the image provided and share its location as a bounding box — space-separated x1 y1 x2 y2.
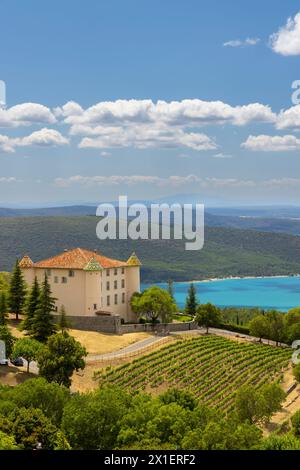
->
141 276 300 311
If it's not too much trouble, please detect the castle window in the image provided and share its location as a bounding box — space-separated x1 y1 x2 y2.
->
121 279 125 288
46 269 52 276
107 296 110 306
106 270 110 276
62 277 68 284
114 280 117 289
69 270 75 277
114 294 118 305
121 267 125 274
122 293 125 303
106 281 110 290
54 276 59 283
114 268 118 275
93 304 97 310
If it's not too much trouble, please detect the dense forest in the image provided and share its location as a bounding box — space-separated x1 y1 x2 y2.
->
0 216 300 281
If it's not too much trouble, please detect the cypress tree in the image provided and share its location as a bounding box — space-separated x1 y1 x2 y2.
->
58 305 71 333
31 274 57 343
9 259 26 320
184 283 199 316
167 280 175 301
21 277 40 335
0 292 7 326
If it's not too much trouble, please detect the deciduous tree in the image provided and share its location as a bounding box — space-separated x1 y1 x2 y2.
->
38 332 86 388
195 303 221 333
12 337 44 373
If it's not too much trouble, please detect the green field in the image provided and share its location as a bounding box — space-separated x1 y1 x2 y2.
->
1 216 300 281
97 335 291 411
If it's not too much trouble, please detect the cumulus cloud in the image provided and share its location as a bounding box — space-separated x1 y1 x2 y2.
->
223 38 260 47
242 134 300 152
0 103 56 128
276 104 300 130
0 128 69 153
63 99 275 128
78 124 217 152
270 11 300 55
57 98 277 152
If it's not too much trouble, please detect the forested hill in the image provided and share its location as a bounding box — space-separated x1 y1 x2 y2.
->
1 216 300 282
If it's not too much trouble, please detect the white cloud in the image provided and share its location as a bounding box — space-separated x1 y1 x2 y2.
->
0 176 21 183
0 128 69 153
53 101 84 118
223 38 260 47
212 152 233 159
54 174 256 189
100 151 111 157
276 105 300 130
64 99 275 128
0 103 56 128
270 11 300 55
78 124 217 152
20 128 69 147
55 175 165 188
59 98 277 152
242 134 300 152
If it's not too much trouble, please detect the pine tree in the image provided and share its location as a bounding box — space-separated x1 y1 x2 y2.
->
31 274 57 343
9 259 26 321
21 277 40 335
58 305 71 333
184 283 199 316
0 292 7 326
167 280 175 301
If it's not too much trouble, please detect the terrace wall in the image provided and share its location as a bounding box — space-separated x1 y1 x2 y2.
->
120 321 197 334
54 314 122 334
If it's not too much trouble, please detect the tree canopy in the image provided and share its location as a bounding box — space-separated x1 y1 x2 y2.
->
131 286 177 324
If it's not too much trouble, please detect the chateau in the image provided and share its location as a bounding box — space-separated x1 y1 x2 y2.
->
19 247 141 323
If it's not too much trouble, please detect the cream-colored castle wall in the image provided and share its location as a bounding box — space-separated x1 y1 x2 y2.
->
23 268 86 316
21 264 140 322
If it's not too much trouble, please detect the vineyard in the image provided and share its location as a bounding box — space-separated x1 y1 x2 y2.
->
97 335 291 411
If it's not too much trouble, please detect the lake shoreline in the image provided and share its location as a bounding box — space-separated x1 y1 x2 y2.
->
141 275 300 311
178 274 300 285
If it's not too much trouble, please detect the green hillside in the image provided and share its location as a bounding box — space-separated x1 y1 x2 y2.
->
0 216 300 281
97 335 291 412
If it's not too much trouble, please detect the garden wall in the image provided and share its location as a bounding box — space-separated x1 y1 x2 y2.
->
120 321 197 334
54 314 122 334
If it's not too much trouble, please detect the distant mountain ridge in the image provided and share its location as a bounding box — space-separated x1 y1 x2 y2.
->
1 205 300 236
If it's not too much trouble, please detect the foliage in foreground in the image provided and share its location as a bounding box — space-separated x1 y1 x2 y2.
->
0 378 297 450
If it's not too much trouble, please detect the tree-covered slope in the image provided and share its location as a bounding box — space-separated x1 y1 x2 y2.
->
0 216 300 281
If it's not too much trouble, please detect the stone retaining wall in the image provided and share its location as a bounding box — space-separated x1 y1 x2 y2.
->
54 314 122 334
120 321 197 334
54 315 197 335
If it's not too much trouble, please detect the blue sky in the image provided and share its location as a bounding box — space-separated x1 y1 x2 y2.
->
1 0 300 206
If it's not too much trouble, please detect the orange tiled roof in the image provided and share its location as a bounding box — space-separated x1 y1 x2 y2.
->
32 248 128 270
